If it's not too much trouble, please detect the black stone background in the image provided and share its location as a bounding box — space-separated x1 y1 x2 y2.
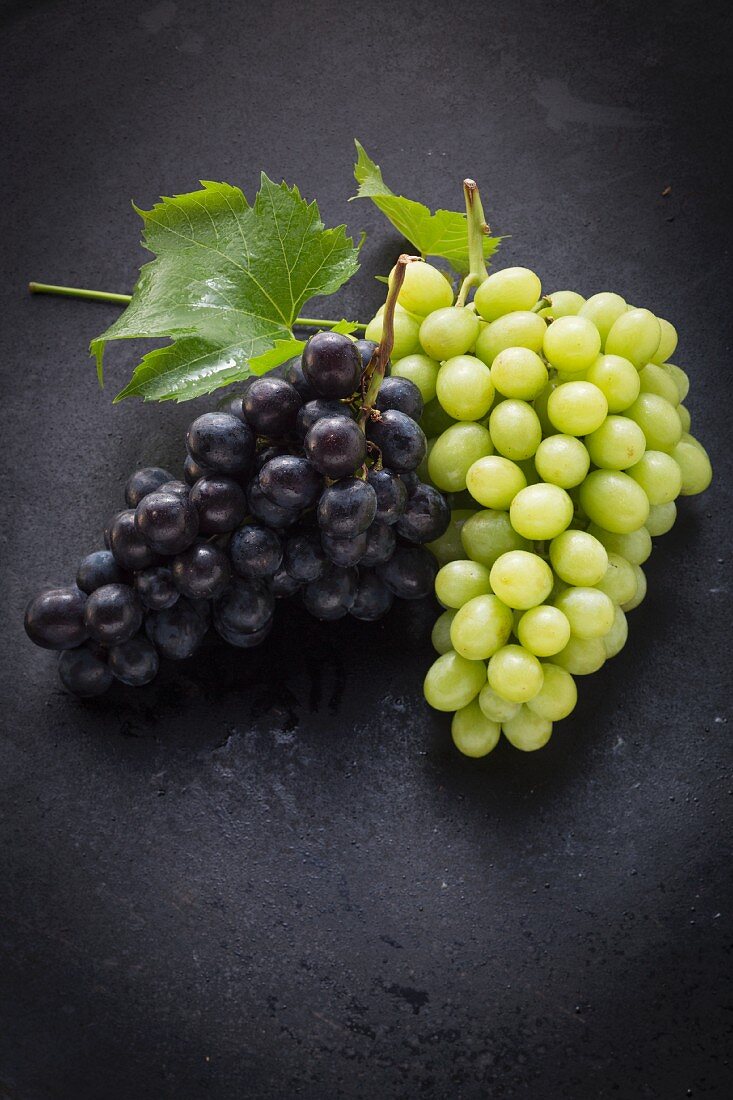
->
1 1 731 1097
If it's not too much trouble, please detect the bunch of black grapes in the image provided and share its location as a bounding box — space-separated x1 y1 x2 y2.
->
24 334 450 697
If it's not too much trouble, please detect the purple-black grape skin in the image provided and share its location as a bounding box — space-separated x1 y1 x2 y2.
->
354 338 379 372
145 598 209 660
229 524 284 579
135 566 180 611
246 477 300 530
171 542 232 600
83 583 143 646
375 376 424 421
124 467 175 508
271 566 303 598
184 454 213 486
360 522 397 567
242 377 302 437
366 409 427 473
213 577 275 636
377 545 438 600
190 476 248 534
302 564 358 621
109 510 160 571
76 550 126 594
350 569 394 621
302 332 362 398
296 398 352 439
366 468 408 525
395 483 451 544
186 412 255 475
214 615 274 649
107 635 159 687
135 490 199 555
258 455 323 510
283 356 317 401
254 443 291 473
304 416 366 479
158 480 190 500
317 478 378 539
320 530 368 567
216 393 247 423
24 586 88 650
282 531 328 583
58 644 114 697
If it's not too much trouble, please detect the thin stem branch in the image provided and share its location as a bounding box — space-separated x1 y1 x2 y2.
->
456 178 490 307
357 254 419 432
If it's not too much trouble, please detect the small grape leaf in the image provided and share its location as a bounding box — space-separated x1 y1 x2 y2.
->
91 176 361 402
351 141 501 275
247 319 359 376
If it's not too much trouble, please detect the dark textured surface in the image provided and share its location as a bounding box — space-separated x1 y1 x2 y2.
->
1 1 732 1096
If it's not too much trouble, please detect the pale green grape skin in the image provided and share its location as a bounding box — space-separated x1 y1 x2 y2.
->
585 523 652 566
585 415 647 470
490 347 548 400
392 260 454 315
427 509 474 565
475 311 547 366
585 354 640 412
419 307 480 360
436 355 494 420
620 565 646 612
681 432 706 453
489 550 554 610
509 483 574 540
671 440 713 495
526 662 577 720
466 455 527 510
421 398 456 437
431 609 457 654
450 594 514 661
578 292 628 345
645 501 677 536
391 353 441 403
534 434 590 488
638 363 680 406
554 587 615 639
662 363 690 403
603 605 629 658
489 399 542 460
487 644 544 704
479 683 521 724
365 309 421 360
547 382 608 436
502 707 553 751
542 315 602 374
650 318 679 365
549 530 608 586
605 308 661 367
424 651 487 711
533 381 558 436
461 510 530 568
553 635 607 675
541 290 586 318
474 267 542 322
578 470 650 533
451 700 501 758
517 605 571 657
428 422 494 492
594 553 638 604
627 450 683 504
626 393 682 453
435 559 493 609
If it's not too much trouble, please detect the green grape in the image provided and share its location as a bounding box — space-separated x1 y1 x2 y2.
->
553 635 606 675
466 455 527 510
487 644 544 703
450 594 514 660
620 565 646 611
672 440 713 496
547 381 608 436
540 290 586 318
645 501 677 536
585 415 647 470
662 363 689 403
461 509 530 568
605 308 661 367
549 530 608 586
489 550 554 610
423 651 487 711
585 354 640 412
585 523 652 566
578 292 627 345
490 346 548 400
392 260 454 315
478 683 520 723
489 399 542 460
626 393 682 452
421 397 456 437
428 422 494 492
516 605 571 657
435 559 493 608
594 553 638 604
436 355 494 419
627 450 682 504
431 609 457 654
650 318 678 365
451 700 501 758
419 307 480 360
427 509 474 565
603 604 629 658
579 470 650 533
474 267 542 321
365 308 421 359
526 662 577 720
554 587 615 639
474 311 547 366
681 432 706 452
533 381 558 436
509 483 574 540
542 315 602 374
392 353 441 403
534 434 590 488
502 707 553 751
638 363 680 406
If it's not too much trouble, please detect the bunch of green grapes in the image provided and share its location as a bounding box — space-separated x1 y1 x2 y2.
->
364 261 713 757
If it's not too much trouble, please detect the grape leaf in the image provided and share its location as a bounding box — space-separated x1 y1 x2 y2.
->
351 141 501 275
91 176 361 402
248 320 359 376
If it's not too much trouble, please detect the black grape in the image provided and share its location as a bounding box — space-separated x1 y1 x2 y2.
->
134 565 179 610
247 477 300 530
377 545 437 599
109 510 160 571
158 480 190 500
183 454 212 486
125 466 175 507
190 475 247 534
283 356 316 400
366 409 427 473
366 467 408 525
395 483 451 543
360 522 396 566
375 376 424 421
108 635 159 687
172 541 232 599
229 524 283 578
187 411 255 475
243 377 302 437
83 583 143 645
254 443 291 472
302 332 362 398
216 393 247 423
135 490 199 555
296 398 352 439
213 578 274 636
317 477 377 538
354 338 378 372
259 455 323 510
321 531 368 567
282 531 327 582
350 569 394 621
302 564 358 620
58 644 114 697
145 598 209 660
214 616 274 649
271 567 303 598
76 550 125 594
24 586 88 650
304 416 366 479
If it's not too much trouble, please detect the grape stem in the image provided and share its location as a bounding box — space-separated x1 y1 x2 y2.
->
456 179 490 307
27 282 367 330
